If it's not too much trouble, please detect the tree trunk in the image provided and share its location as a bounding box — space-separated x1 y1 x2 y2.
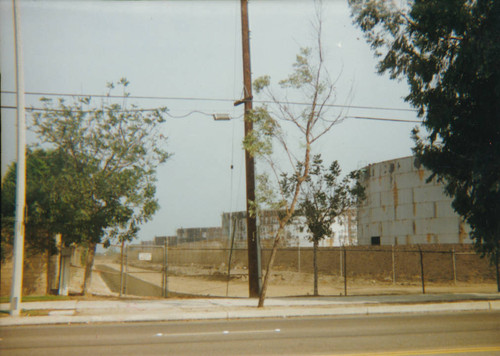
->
82 242 97 296
258 228 284 308
313 239 319 296
257 135 311 308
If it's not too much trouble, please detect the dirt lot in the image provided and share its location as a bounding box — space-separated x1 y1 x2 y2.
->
81 243 498 298
163 271 498 297
79 260 498 298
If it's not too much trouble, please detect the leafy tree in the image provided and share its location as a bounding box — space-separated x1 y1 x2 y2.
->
30 79 170 294
247 7 346 307
349 0 500 285
1 149 63 263
1 149 80 293
292 154 364 296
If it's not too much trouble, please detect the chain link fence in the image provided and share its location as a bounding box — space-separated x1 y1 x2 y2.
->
85 242 497 298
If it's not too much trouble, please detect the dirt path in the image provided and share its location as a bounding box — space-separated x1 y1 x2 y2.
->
69 265 119 296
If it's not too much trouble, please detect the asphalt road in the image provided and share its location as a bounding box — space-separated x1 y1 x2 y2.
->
1 312 499 355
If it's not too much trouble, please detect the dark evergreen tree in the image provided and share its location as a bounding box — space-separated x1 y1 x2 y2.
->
349 0 500 280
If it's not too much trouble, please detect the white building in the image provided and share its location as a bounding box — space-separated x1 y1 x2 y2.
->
357 156 471 245
222 209 357 247
221 210 309 247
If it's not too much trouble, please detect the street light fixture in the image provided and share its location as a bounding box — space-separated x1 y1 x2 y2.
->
212 113 231 121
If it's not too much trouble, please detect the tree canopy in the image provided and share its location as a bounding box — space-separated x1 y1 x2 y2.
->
349 0 500 262
293 154 365 295
18 79 171 293
299 155 365 246
30 79 170 248
1 149 64 261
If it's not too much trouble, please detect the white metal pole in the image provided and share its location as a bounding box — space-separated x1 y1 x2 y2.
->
10 0 27 317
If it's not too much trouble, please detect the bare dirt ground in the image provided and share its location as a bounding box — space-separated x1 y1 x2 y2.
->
78 261 498 299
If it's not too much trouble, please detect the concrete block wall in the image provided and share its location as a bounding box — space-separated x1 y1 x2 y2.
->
1 250 50 296
358 156 471 245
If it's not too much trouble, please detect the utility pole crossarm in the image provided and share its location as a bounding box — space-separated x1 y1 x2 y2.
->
233 96 253 107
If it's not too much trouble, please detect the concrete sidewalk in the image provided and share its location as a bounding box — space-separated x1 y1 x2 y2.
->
1 293 499 326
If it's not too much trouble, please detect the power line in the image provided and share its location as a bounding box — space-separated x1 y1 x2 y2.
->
1 90 419 113
1 105 163 113
0 105 420 124
346 116 422 124
0 105 246 120
1 90 236 103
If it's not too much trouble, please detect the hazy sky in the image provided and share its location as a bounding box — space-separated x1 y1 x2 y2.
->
1 0 421 240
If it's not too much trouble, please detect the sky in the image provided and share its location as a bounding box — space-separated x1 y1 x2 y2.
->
1 0 421 241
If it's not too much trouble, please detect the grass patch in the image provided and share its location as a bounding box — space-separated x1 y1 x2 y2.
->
0 295 71 303
0 309 51 317
22 309 51 316
0 310 10 317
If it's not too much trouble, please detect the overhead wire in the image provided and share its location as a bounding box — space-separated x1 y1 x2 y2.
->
1 89 422 123
1 90 419 113
1 105 164 114
1 90 236 104
345 115 422 124
1 105 420 124
0 105 245 120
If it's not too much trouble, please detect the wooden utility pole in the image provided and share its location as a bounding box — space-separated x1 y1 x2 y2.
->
238 0 261 298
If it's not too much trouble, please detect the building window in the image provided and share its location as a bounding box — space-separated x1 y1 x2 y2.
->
371 236 381 246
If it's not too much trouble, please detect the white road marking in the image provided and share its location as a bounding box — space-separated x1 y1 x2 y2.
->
154 329 283 338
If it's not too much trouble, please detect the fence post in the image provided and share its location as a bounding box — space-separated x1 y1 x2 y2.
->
392 245 396 285
167 238 168 298
120 240 124 297
452 247 457 285
124 245 129 295
340 247 343 277
496 251 500 293
161 244 165 296
343 246 347 296
418 245 425 294
297 241 301 273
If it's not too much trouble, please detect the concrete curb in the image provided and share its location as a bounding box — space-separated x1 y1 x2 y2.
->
1 300 499 326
